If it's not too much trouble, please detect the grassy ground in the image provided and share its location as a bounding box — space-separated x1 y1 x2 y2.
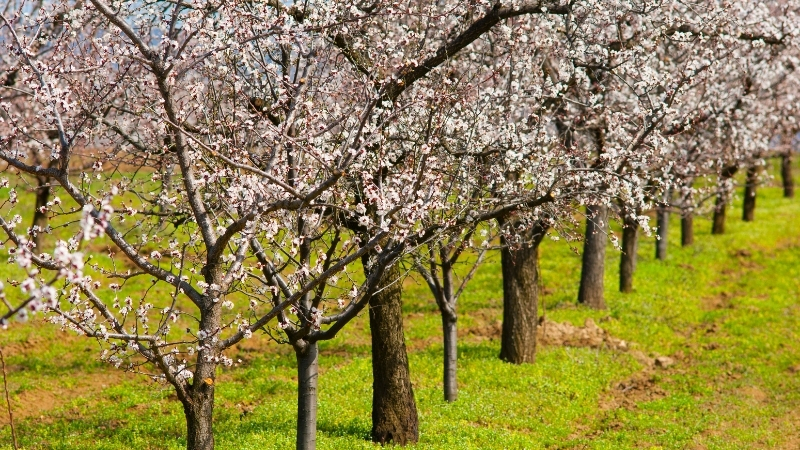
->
1 164 800 449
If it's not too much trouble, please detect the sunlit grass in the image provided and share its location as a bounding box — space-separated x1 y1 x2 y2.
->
0 161 799 449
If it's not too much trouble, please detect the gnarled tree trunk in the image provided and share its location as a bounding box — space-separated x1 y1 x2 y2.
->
179 304 221 450
295 341 319 450
782 152 794 198
619 214 638 293
499 223 546 364
742 165 758 222
369 264 418 445
184 390 215 450
578 205 607 309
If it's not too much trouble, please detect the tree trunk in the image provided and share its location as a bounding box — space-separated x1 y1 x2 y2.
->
713 166 737 235
619 215 638 293
712 194 726 235
181 305 221 450
442 312 457 402
295 341 319 450
782 152 794 198
499 238 541 364
681 214 694 246
369 264 418 445
183 388 215 450
742 165 758 222
31 177 50 253
655 206 668 260
577 205 607 309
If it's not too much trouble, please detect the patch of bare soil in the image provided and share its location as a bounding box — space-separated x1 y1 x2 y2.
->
599 370 667 411
702 291 738 310
736 385 768 403
10 369 128 421
461 314 632 352
537 317 628 350
776 410 800 450
460 308 502 342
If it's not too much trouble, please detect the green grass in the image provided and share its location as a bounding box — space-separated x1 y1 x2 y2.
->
2 165 800 449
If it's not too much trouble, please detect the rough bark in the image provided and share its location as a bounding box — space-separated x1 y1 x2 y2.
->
499 224 545 364
184 392 215 450
712 166 737 235
681 214 694 247
578 205 607 309
619 215 638 293
712 194 727 235
369 264 418 445
31 177 50 253
742 165 758 222
782 152 794 198
442 312 457 402
181 305 221 450
655 206 668 260
680 180 694 247
295 341 319 450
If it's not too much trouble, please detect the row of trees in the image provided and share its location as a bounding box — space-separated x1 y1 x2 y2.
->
0 1 797 449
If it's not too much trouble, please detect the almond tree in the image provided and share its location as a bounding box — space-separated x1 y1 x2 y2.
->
0 1 479 449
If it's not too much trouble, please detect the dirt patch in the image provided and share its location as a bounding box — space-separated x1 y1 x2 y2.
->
731 249 753 258
460 308 502 342
537 317 628 350
462 315 631 351
775 407 800 450
702 291 738 310
736 385 768 403
9 369 128 420
600 370 667 411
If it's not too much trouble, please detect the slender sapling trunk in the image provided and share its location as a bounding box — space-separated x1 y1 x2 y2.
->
655 206 668 260
619 215 638 293
295 341 319 450
442 311 457 402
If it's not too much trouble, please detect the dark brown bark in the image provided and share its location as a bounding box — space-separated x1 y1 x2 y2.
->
499 224 546 364
681 214 694 246
782 152 794 198
712 165 737 235
30 177 50 253
712 195 726 235
742 165 758 222
369 264 418 445
578 205 607 309
655 206 668 260
295 341 319 450
184 391 215 450
181 305 221 450
619 215 638 293
679 179 694 247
